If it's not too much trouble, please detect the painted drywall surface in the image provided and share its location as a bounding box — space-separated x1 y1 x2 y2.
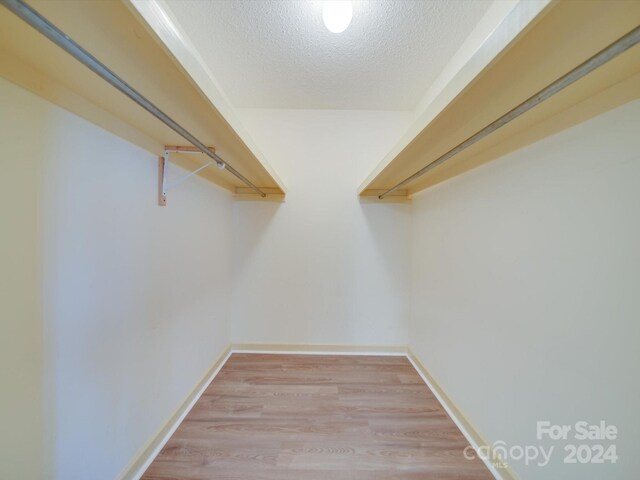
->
0 78 234 480
231 109 413 346
412 0 522 117
0 78 45 480
409 101 640 479
162 0 492 110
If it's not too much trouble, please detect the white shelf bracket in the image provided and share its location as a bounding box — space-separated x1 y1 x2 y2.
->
158 145 221 206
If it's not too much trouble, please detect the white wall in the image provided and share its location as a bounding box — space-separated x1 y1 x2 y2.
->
409 100 640 479
231 109 413 346
5 74 637 480
0 78 234 480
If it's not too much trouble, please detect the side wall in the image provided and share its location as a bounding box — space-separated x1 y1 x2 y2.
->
0 78 234 480
231 109 413 347
409 100 640 479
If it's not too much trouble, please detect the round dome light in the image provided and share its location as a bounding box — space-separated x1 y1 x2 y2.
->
322 1 352 34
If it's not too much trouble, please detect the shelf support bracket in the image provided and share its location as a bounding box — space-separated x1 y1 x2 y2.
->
158 145 220 206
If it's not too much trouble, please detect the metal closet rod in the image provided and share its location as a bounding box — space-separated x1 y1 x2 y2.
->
1 0 266 198
378 26 640 200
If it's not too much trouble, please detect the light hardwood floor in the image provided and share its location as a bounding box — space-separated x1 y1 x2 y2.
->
142 354 493 479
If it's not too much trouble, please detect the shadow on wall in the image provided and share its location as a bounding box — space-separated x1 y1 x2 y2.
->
231 199 282 282
359 199 412 290
347 199 412 343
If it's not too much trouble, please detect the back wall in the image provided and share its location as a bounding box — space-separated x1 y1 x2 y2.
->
231 109 413 347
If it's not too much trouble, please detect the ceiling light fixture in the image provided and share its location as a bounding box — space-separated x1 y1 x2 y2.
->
322 1 352 34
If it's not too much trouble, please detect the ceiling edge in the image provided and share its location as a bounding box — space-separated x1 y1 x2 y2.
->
357 0 551 194
127 0 287 195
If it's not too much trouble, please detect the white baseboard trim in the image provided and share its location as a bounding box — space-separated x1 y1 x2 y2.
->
407 349 518 480
230 342 408 356
116 345 233 480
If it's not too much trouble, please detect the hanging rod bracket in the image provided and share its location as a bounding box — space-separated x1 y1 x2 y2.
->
159 145 221 206
0 0 266 199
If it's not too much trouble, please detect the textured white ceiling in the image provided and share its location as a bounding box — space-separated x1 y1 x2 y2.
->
162 0 493 110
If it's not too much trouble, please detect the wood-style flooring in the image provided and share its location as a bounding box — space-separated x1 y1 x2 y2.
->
142 353 493 479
